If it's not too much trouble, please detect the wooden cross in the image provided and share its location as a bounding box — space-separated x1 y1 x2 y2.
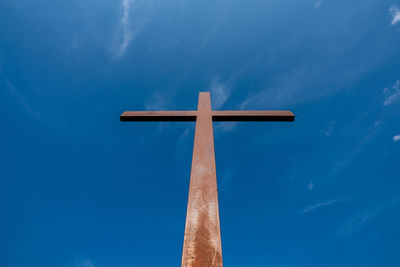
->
120 92 295 267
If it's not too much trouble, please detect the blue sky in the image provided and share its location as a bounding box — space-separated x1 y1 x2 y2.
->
1 0 400 266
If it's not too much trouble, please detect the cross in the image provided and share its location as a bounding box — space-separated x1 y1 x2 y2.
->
120 92 295 267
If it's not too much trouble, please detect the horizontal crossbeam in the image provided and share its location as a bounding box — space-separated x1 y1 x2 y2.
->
120 110 295 122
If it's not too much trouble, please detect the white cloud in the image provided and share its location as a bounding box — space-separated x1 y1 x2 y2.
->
302 199 339 213
1 58 46 120
3 79 47 121
338 207 380 234
210 83 238 134
383 80 400 106
389 6 400 25
210 77 230 110
209 71 246 135
307 181 314 191
210 63 251 110
6 0 23 9
112 0 155 58
323 121 335 137
144 91 172 111
72 258 96 267
315 0 323 9
197 14 227 53
118 0 133 57
394 135 400 142
143 90 178 133
213 122 238 135
240 62 369 110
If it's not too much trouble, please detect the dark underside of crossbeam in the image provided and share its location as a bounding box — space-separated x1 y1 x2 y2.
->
212 111 295 122
120 111 197 121
120 111 295 122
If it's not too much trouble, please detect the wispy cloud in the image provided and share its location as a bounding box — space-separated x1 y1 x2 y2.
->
332 122 378 171
383 80 400 106
3 79 47 121
72 258 96 267
302 199 340 214
210 77 230 110
389 6 400 25
307 181 314 191
330 78 400 171
118 0 133 57
219 169 237 195
198 14 228 53
143 90 178 133
323 121 335 137
144 90 173 111
112 0 155 58
315 0 324 9
209 77 238 134
6 0 23 9
210 64 252 135
175 125 195 164
240 62 369 110
394 135 400 142
338 207 380 234
210 62 252 110
0 57 44 119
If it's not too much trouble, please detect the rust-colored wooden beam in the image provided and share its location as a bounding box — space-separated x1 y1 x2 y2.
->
181 92 223 267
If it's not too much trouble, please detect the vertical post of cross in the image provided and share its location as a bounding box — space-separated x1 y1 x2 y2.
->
181 92 223 267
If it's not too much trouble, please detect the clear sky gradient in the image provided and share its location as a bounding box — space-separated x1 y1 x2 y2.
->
1 0 400 266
